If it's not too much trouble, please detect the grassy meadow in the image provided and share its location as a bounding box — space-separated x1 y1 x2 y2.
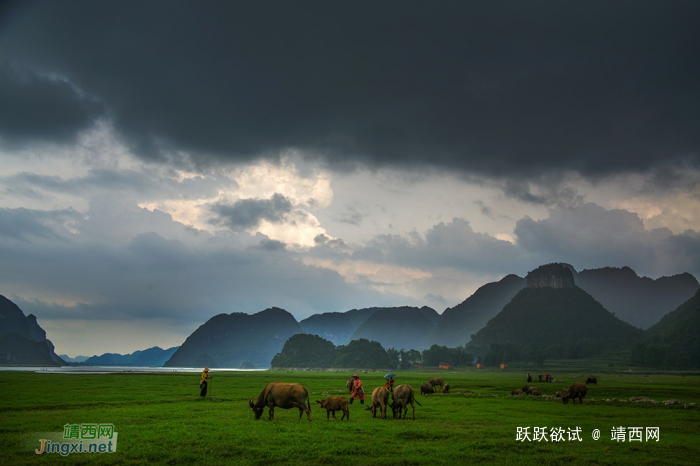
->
1 363 699 465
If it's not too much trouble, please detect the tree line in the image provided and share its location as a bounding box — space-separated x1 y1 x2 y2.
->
270 334 476 369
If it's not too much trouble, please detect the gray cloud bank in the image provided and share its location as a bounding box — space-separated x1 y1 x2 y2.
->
3 198 696 326
1 1 698 180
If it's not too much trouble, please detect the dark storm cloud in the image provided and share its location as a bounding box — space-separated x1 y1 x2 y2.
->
2 1 698 178
503 179 585 206
0 61 104 146
209 193 293 230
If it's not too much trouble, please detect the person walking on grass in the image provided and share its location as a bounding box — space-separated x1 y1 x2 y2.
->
348 373 366 405
200 367 212 398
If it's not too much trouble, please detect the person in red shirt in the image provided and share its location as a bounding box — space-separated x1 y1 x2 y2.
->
385 376 394 393
349 373 366 404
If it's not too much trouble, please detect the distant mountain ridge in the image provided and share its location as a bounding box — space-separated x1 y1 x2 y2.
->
425 274 526 348
165 307 303 368
3 263 697 367
636 289 700 367
575 267 699 329
351 306 439 351
468 264 644 358
59 354 90 363
299 307 381 345
79 346 179 366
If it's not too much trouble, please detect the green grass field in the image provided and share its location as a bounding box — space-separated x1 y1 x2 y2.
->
1 365 699 465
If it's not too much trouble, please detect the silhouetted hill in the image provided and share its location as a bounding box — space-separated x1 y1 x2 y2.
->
0 295 67 366
351 306 438 350
637 289 700 367
81 346 179 366
0 333 61 366
426 274 526 347
271 334 337 368
576 267 699 329
0 295 33 339
299 307 380 345
469 264 643 358
165 307 303 368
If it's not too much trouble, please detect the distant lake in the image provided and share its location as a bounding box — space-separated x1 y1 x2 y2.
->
0 366 267 374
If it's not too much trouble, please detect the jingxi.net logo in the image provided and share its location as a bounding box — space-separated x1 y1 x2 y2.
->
28 423 118 456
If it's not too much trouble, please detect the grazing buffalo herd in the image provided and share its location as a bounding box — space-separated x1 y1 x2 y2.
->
247 374 597 421
511 376 598 405
247 377 442 421
419 377 451 395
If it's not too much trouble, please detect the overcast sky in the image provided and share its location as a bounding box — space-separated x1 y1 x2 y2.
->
1 1 699 357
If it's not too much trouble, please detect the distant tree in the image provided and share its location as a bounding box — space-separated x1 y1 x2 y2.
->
386 348 400 370
422 344 454 366
271 334 336 368
450 346 467 366
334 338 393 369
399 349 421 369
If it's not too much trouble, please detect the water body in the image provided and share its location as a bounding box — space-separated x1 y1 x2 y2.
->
0 366 266 374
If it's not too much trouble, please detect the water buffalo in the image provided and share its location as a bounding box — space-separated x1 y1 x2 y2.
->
428 377 444 388
316 396 349 420
366 386 390 419
346 379 354 393
586 377 598 385
522 385 539 395
420 382 434 395
510 388 523 396
561 382 588 405
249 382 311 421
442 383 451 394
530 389 541 396
392 384 422 420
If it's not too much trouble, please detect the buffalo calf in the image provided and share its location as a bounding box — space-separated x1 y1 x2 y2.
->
316 397 349 420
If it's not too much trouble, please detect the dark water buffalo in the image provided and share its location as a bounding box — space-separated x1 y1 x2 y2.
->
442 383 450 394
346 379 354 393
510 388 524 396
562 382 588 405
249 382 311 421
586 377 598 385
420 382 434 395
522 385 539 395
366 386 390 419
392 384 422 420
428 377 444 388
316 396 349 420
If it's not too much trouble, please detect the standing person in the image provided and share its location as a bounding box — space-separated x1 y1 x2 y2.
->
385 376 395 393
527 372 532 383
348 373 366 405
200 367 212 399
